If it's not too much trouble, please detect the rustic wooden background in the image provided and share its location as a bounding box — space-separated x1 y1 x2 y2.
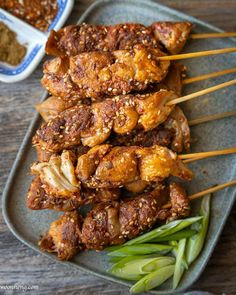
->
0 0 236 294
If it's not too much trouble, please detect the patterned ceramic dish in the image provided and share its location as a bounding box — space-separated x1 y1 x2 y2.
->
0 0 74 83
2 0 236 293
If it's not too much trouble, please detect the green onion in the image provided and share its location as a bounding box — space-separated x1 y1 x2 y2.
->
108 256 124 263
130 264 175 293
109 256 175 281
150 229 197 242
124 216 203 245
109 255 157 280
173 239 187 289
142 256 175 272
106 208 211 292
186 194 211 265
108 244 173 257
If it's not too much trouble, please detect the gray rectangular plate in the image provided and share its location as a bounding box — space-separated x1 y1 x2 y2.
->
2 0 236 293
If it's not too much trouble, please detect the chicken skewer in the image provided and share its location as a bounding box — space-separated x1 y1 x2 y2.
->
45 22 193 56
31 145 236 198
32 145 193 190
41 45 170 100
33 79 236 152
42 45 236 101
33 89 178 151
39 179 236 260
28 146 236 211
39 182 190 259
45 21 236 58
34 96 190 163
27 146 236 211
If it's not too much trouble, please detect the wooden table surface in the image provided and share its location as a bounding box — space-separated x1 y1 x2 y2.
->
0 1 236 294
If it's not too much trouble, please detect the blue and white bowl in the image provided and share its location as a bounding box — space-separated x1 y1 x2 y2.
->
0 0 74 83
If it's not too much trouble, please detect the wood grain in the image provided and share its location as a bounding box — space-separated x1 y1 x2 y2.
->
0 1 236 294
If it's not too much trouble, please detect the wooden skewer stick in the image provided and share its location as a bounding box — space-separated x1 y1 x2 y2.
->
188 110 236 126
183 156 210 164
166 78 236 106
179 147 236 160
183 67 236 85
183 150 236 164
158 47 236 61
181 147 236 164
190 32 236 39
162 180 236 209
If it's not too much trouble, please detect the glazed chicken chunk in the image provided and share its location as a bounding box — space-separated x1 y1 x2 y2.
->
81 182 190 250
151 22 193 54
27 176 120 211
27 176 81 211
75 145 193 188
39 211 84 260
39 182 190 259
41 45 170 100
33 89 177 152
45 22 193 56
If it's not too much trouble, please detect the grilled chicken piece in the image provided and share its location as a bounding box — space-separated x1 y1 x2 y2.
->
39 211 84 260
81 185 168 249
46 23 160 56
33 89 176 152
151 22 193 54
27 176 81 211
35 96 84 122
31 150 81 199
36 96 83 122
45 22 192 57
39 182 190 258
163 106 190 152
165 182 190 220
75 145 193 188
27 176 120 211
41 45 170 100
81 182 190 250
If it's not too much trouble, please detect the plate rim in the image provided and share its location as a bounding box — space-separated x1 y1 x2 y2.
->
2 0 236 293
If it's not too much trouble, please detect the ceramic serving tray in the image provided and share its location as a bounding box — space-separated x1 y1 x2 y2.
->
2 0 236 293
